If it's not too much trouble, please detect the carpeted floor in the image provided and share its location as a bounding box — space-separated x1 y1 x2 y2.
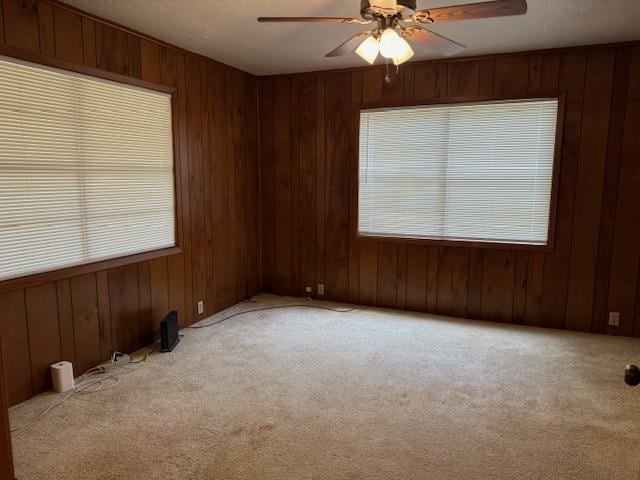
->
9 294 640 479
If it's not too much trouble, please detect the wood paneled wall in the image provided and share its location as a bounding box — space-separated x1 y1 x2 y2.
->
1 0 639 412
0 342 14 480
259 44 640 338
0 0 260 406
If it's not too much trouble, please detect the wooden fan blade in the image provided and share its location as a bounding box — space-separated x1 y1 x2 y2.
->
416 0 527 23
404 27 465 56
326 31 372 57
258 17 364 24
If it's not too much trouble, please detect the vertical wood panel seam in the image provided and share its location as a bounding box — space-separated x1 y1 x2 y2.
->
106 270 114 354
436 247 440 312
92 14 97 67
0 0 4 44
423 247 429 311
346 74 352 300
271 79 277 291
80 11 86 64
137 264 142 341
20 289 33 397
51 3 58 58
376 246 382 306
256 82 264 290
36 1 43 53
586 52 615 332
23 290 37 393
489 59 495 93
273 78 280 292
322 79 328 290
291 78 298 294
591 48 628 332
54 280 64 363
634 256 640 336
563 54 588 326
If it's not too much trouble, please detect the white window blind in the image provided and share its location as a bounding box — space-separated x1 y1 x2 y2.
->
358 99 558 245
0 55 176 282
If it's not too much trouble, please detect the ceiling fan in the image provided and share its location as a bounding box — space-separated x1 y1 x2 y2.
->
258 0 527 68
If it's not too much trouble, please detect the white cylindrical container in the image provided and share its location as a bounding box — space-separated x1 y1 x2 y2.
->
50 361 74 393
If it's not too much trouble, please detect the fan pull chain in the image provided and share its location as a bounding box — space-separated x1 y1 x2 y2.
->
384 59 391 84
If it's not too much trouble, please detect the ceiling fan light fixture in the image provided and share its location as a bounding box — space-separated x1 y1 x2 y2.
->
393 43 414 65
355 36 380 64
379 27 411 60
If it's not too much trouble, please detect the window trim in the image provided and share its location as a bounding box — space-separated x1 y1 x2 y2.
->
355 93 566 252
0 46 181 294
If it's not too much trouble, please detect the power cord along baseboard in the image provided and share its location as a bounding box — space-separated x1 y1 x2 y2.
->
9 301 359 432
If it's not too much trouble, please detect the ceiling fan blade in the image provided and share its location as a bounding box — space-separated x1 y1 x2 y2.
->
258 17 367 24
403 26 465 56
326 31 372 57
415 0 527 23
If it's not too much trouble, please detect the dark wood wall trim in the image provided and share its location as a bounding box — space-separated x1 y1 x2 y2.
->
0 0 261 407
0 247 183 295
0 43 176 92
0 341 14 480
259 43 640 338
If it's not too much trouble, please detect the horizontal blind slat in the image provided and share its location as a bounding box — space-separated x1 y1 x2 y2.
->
0 55 176 282
359 99 558 245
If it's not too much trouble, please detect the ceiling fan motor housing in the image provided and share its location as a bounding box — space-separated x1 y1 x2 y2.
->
360 0 417 19
396 0 417 9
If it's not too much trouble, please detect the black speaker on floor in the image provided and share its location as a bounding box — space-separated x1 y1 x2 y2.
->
160 311 180 352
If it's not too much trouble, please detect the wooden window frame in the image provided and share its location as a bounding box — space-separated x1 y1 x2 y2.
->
0 45 182 294
355 93 566 253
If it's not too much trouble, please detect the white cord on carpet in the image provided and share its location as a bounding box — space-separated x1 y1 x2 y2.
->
10 347 156 433
9 301 360 432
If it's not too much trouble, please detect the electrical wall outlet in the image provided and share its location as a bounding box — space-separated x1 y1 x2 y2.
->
317 283 325 296
197 301 204 315
305 286 312 293
608 312 620 327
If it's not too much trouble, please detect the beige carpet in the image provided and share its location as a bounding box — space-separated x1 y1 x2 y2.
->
9 294 640 479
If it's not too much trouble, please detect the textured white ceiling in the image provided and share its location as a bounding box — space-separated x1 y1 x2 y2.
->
60 0 640 76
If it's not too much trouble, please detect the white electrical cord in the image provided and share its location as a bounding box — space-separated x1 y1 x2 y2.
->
10 300 360 433
9 392 75 433
10 346 157 433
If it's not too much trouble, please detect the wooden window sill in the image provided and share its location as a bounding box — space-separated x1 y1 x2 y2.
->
0 246 182 294
357 233 553 252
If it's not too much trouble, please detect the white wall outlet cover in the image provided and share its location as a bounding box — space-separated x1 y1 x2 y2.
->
317 284 325 296
197 301 204 314
608 312 620 327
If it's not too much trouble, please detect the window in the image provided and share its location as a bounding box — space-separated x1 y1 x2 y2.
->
358 98 559 246
0 55 176 282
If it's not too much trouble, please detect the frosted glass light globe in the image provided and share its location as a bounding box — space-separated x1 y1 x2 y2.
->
379 28 411 60
355 36 380 64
